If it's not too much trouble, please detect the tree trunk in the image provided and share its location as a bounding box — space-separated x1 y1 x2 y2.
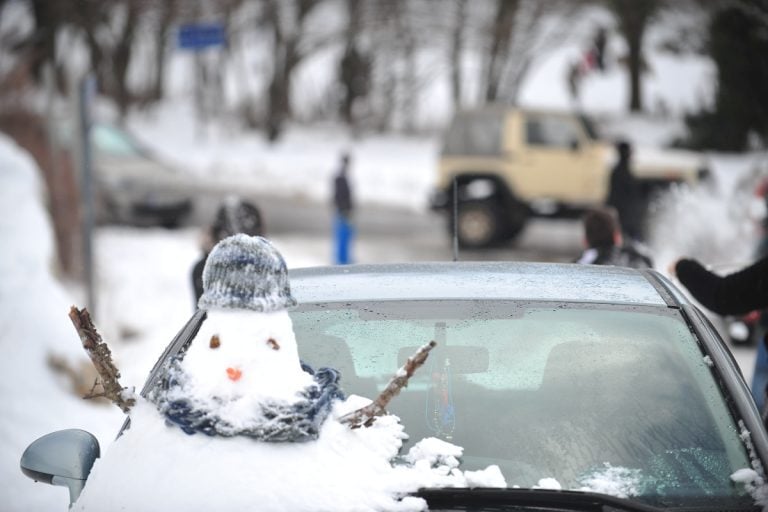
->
484 0 519 103
150 0 176 101
264 0 318 141
608 0 659 113
449 0 466 109
29 0 59 82
113 2 140 119
506 58 530 106
267 39 298 141
339 0 363 124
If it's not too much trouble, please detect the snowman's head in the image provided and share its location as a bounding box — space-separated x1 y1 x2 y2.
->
198 234 297 313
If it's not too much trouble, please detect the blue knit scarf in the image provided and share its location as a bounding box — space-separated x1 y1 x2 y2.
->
151 360 345 442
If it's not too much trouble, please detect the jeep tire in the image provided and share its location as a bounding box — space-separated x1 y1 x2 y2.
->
454 199 504 248
501 199 529 241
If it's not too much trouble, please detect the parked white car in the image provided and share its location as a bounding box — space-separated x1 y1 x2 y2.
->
89 123 193 228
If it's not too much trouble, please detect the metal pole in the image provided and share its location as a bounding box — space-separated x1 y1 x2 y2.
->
195 49 205 141
79 74 97 315
452 177 459 261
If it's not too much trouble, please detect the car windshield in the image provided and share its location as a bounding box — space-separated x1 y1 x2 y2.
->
292 299 754 508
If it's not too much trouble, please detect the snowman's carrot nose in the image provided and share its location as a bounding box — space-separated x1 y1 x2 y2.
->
226 367 242 381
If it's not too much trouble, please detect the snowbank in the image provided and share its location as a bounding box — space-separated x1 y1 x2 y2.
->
0 134 123 512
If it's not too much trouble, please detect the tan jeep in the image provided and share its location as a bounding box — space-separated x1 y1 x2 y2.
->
430 107 706 248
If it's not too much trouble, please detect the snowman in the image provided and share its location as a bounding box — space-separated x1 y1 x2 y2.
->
152 234 344 441
72 235 506 511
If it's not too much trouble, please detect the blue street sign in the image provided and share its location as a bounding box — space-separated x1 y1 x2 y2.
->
178 23 226 50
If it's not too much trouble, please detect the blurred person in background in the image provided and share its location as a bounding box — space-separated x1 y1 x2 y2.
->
606 140 645 242
574 206 653 269
332 152 355 265
191 197 265 305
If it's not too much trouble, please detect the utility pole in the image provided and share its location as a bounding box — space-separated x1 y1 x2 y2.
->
78 73 97 315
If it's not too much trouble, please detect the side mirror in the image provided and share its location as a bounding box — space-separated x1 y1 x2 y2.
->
20 429 100 506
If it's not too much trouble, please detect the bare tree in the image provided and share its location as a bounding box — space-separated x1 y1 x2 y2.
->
431 0 583 108
111 1 141 117
605 0 662 112
262 0 327 141
69 0 145 119
338 0 371 125
360 0 453 131
472 0 584 106
143 0 179 103
0 0 70 92
484 0 518 103
28 0 62 82
448 0 467 109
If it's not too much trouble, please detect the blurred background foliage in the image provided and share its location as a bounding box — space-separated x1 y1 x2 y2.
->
0 0 766 150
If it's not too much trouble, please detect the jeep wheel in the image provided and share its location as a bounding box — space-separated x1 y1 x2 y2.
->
454 200 502 248
501 200 529 241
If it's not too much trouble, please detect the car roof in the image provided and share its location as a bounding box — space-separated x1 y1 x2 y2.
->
288 261 678 307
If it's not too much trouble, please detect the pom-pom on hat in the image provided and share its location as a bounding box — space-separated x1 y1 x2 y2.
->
198 234 297 312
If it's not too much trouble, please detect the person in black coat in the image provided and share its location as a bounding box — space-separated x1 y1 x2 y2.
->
673 257 768 316
606 140 645 242
672 255 768 420
192 198 265 305
333 154 353 219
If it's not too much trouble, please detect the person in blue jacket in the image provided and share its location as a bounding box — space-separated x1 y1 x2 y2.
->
332 153 355 264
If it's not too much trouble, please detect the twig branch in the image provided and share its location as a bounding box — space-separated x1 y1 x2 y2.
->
340 340 436 428
68 306 135 413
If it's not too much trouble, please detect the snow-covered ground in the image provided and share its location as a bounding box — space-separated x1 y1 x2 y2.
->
0 136 124 511
126 101 440 213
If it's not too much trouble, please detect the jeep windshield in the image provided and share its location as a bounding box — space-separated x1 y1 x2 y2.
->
292 299 756 509
442 109 505 156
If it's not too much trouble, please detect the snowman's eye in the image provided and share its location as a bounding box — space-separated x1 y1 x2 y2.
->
266 338 280 350
210 335 221 349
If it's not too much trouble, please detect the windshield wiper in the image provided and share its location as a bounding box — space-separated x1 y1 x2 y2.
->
415 488 666 512
117 309 207 438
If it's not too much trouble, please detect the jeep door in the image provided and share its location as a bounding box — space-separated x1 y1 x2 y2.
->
510 112 606 210
438 109 508 189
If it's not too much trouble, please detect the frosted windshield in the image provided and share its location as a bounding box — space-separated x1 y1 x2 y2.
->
292 300 753 508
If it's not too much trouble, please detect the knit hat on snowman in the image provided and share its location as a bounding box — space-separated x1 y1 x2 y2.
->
198 234 297 312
